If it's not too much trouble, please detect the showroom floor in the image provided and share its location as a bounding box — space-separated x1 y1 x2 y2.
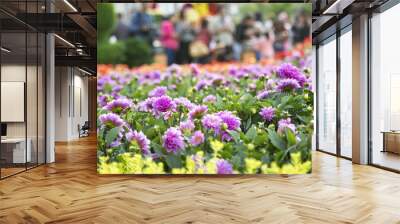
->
372 150 400 171
0 135 399 223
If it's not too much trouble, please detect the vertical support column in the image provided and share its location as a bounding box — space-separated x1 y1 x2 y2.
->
46 1 55 163
352 14 369 164
336 29 341 157
46 33 55 163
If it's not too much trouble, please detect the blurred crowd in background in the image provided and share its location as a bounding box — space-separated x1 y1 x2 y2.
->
99 3 311 67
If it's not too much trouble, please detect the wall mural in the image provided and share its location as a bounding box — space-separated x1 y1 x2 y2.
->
97 3 313 174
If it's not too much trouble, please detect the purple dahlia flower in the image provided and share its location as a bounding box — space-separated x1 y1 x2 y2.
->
276 63 307 86
174 97 195 110
98 95 108 107
217 111 241 131
103 98 132 113
99 113 124 128
259 107 275 122
138 97 155 112
195 80 209 91
112 84 123 93
126 130 151 155
179 120 195 133
190 131 205 146
276 78 301 92
203 95 217 103
277 118 296 134
97 76 115 92
162 127 185 154
167 64 182 74
149 86 167 98
190 63 200 76
202 114 223 131
153 96 175 113
189 105 208 120
214 111 241 141
216 159 233 174
256 90 269 100
266 79 276 90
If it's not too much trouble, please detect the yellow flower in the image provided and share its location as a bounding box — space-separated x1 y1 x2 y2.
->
245 158 262 174
98 153 165 174
261 152 311 174
205 158 217 174
172 168 186 174
210 140 224 154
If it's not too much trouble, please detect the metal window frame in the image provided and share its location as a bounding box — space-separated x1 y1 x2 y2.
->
314 20 353 161
367 0 400 173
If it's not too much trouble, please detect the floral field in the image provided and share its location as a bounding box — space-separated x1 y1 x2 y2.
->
97 58 313 174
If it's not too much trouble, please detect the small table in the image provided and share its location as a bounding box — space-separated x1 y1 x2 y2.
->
381 131 400 154
1 138 31 164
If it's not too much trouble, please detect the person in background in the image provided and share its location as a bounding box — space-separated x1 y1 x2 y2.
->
234 15 254 61
192 19 211 64
209 5 235 62
176 7 196 64
272 19 289 54
254 12 266 34
113 13 130 40
254 31 274 60
160 16 178 65
130 3 154 45
291 11 310 46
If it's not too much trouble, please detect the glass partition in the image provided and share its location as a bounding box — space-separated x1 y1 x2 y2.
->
371 3 400 171
1 30 27 178
339 27 352 158
317 36 337 154
0 1 46 179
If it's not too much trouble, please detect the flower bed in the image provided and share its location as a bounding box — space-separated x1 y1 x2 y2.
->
97 62 313 174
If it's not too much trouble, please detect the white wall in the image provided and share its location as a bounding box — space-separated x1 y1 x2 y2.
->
55 67 89 141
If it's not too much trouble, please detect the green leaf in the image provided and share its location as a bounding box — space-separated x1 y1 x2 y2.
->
165 154 182 168
152 142 164 157
267 129 286 151
227 130 241 143
239 93 255 105
105 127 120 145
245 125 257 141
245 117 252 131
285 128 297 147
216 94 224 109
254 132 268 146
280 144 297 164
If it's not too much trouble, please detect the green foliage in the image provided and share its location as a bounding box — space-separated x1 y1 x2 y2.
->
97 41 126 65
97 38 153 67
122 38 153 67
97 3 116 43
